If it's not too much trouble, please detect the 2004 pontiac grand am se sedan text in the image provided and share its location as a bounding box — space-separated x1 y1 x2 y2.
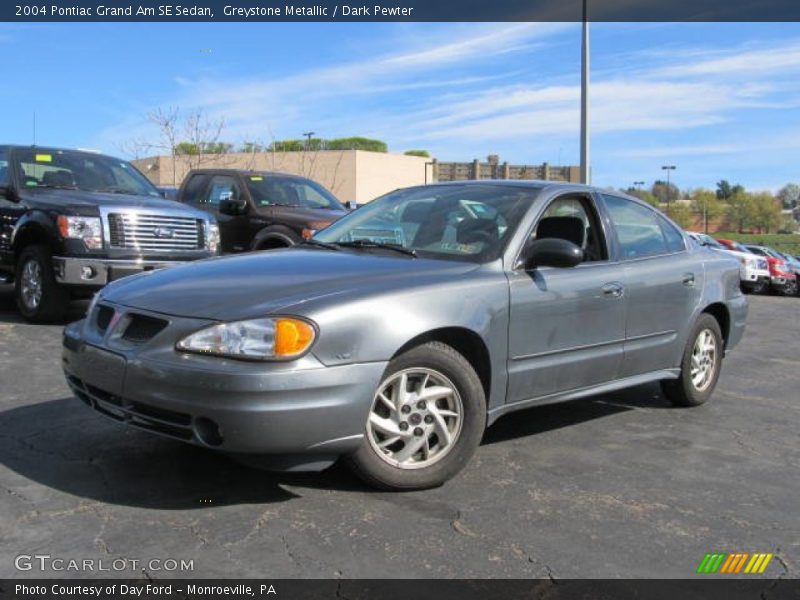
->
62 181 747 490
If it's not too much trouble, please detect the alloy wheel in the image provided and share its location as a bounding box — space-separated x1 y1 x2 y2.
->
20 259 43 310
690 329 717 391
366 368 463 469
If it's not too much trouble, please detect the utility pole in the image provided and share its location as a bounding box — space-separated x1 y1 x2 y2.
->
661 165 676 214
302 131 315 150
579 0 590 184
633 181 645 191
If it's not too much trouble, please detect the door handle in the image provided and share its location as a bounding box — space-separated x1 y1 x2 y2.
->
682 273 696 287
601 282 624 298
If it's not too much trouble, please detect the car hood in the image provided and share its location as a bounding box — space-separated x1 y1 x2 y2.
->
20 189 204 215
102 248 477 320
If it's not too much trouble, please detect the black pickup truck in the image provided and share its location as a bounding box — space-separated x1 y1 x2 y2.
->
0 145 219 322
175 169 347 253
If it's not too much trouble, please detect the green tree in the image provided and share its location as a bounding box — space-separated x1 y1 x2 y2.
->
651 180 680 204
727 191 756 233
669 202 693 229
777 183 800 209
173 142 199 155
750 192 783 233
691 188 725 232
268 139 305 152
404 149 430 158
327 137 388 152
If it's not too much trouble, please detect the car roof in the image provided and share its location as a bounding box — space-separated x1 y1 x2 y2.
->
2 144 120 159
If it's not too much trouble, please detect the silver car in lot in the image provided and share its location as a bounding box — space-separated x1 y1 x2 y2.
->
63 181 747 490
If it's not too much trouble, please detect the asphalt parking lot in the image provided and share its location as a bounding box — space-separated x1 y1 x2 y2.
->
0 286 797 580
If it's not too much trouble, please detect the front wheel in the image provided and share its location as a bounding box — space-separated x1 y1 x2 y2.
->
346 342 486 490
15 244 69 323
661 314 723 407
780 278 798 297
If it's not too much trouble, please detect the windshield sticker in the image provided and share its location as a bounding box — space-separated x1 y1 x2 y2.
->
35 154 53 163
250 176 263 181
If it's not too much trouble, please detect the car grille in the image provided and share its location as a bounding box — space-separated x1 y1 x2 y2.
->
121 314 169 343
66 373 194 441
107 212 204 251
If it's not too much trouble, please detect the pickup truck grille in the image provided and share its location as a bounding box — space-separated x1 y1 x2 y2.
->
107 213 204 251
757 258 769 270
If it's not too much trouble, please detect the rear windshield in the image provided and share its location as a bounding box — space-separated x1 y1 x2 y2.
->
12 148 160 197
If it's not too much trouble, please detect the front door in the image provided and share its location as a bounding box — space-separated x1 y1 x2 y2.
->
507 193 626 402
202 175 250 253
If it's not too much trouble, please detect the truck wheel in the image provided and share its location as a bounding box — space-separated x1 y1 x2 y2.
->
780 278 798 297
346 342 486 490
746 279 767 295
661 313 723 407
15 245 69 322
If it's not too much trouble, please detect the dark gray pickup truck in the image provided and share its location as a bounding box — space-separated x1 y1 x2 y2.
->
0 145 219 321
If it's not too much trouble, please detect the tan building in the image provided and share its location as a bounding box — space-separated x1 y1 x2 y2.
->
133 150 429 203
132 150 581 203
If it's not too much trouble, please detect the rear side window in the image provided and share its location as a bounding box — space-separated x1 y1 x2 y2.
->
181 174 209 204
602 194 671 259
659 216 686 253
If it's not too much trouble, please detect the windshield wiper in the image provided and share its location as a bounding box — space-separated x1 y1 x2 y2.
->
32 184 78 190
336 240 417 257
95 187 133 195
300 239 341 251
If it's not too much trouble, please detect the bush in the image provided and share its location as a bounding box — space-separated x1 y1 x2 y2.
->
404 150 430 158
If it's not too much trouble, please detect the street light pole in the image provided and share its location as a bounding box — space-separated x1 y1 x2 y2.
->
302 131 315 150
661 165 676 214
580 0 590 184
633 181 645 192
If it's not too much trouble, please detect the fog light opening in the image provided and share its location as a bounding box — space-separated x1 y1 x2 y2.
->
194 417 223 447
80 266 96 280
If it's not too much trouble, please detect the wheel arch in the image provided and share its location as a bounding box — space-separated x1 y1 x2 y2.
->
701 302 730 349
12 219 56 258
391 326 492 405
252 225 299 250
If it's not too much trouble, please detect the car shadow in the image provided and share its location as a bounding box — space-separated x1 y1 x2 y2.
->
0 284 88 324
0 382 673 509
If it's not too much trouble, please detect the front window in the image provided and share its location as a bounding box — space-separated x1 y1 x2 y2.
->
12 148 161 197
245 175 342 210
314 184 538 262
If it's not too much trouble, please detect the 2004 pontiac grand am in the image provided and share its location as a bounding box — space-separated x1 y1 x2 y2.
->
63 181 747 490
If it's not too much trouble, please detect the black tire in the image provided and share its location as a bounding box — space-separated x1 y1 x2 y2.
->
346 342 486 490
14 244 69 323
748 279 768 295
780 278 798 297
661 313 724 407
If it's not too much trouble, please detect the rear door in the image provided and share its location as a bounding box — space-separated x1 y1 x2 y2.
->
506 192 626 401
599 194 702 376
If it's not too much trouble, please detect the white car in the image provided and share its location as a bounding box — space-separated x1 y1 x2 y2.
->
687 232 770 294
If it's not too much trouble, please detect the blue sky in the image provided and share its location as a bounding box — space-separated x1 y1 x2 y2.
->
3 22 800 191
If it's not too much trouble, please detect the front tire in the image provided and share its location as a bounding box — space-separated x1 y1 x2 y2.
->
780 278 798 297
346 342 486 490
661 313 723 407
15 244 69 323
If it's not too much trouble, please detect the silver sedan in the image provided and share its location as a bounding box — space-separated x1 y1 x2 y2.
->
63 181 747 489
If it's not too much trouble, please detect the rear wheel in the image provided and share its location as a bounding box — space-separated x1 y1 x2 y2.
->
661 313 723 407
15 245 69 323
347 342 486 490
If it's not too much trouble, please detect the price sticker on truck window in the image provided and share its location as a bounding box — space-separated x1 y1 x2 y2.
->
250 176 263 181
35 154 53 163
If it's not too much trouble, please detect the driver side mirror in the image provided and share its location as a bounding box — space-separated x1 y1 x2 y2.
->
219 196 248 216
521 238 583 270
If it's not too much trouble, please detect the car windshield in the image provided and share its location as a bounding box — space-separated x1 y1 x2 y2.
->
314 183 538 262
13 148 161 197
244 174 343 210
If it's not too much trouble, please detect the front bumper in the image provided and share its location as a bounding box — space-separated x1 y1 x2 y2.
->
53 256 187 286
62 318 387 460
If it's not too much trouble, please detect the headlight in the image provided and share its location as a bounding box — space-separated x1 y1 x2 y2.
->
57 215 103 249
204 220 220 254
176 317 316 361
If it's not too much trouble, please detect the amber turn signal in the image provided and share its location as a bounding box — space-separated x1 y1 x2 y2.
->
274 318 316 357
